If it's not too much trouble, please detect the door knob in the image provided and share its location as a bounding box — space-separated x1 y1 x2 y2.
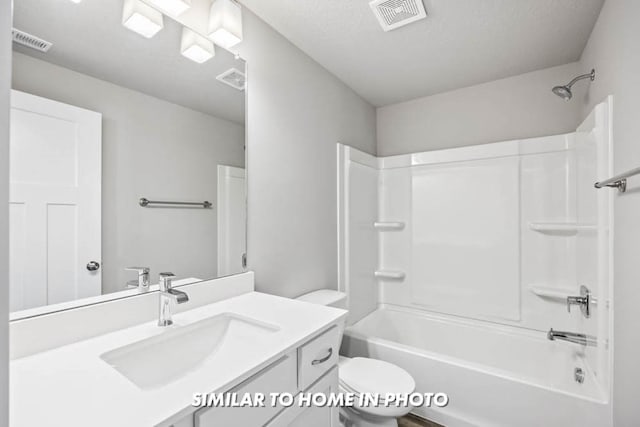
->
86 261 101 272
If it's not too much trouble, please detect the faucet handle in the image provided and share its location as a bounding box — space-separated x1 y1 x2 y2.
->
566 285 591 318
125 266 150 274
566 296 580 313
125 267 150 291
159 272 176 291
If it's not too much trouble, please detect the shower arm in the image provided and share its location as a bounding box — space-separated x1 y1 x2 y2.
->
565 69 596 89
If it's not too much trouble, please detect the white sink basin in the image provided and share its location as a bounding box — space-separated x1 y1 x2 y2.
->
100 313 279 390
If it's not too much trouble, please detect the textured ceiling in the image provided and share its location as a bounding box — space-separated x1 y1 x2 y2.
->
13 0 245 124
241 0 604 107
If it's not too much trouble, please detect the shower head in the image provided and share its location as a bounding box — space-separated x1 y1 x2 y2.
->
552 69 596 101
552 85 573 100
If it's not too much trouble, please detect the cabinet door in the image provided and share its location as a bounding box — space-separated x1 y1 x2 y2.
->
267 367 339 427
194 353 297 427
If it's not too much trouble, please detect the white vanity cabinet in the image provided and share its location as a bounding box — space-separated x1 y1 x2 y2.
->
266 367 339 427
172 326 341 427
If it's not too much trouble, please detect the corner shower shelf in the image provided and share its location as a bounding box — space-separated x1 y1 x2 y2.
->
528 222 597 235
528 285 576 301
374 222 405 231
374 270 406 280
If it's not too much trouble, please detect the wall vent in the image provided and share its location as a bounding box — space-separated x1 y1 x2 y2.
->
12 28 52 53
369 0 427 32
216 68 245 91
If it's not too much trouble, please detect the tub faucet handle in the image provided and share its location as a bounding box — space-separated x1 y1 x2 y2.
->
566 285 591 318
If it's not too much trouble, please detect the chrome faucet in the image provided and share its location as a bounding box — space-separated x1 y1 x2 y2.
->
567 285 592 318
158 272 189 327
547 328 597 347
125 267 150 291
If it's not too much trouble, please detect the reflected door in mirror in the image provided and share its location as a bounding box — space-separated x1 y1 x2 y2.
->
217 165 246 276
9 90 102 311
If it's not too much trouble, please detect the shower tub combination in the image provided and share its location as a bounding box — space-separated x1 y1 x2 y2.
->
341 307 609 427
337 98 613 427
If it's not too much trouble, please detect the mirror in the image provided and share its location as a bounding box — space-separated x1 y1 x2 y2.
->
10 0 246 315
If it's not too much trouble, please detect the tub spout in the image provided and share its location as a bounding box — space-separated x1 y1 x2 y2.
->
547 328 597 347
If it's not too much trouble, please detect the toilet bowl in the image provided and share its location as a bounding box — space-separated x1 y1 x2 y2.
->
338 356 415 427
296 290 415 427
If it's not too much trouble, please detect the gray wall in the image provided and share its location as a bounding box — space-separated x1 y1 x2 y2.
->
12 53 245 294
238 9 377 298
377 62 584 156
0 0 9 423
577 0 640 424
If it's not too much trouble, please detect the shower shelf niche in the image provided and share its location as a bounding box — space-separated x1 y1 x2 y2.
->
374 222 405 231
374 270 406 280
528 222 597 235
528 284 577 301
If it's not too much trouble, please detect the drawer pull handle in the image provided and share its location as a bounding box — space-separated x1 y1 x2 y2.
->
311 348 333 366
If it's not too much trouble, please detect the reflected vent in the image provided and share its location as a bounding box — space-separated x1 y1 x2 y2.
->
12 28 52 53
369 0 427 32
216 68 246 91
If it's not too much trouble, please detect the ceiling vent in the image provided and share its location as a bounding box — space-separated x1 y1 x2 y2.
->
12 28 52 53
216 68 246 91
369 0 427 32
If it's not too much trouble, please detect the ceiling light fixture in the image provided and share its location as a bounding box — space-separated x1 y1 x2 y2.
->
122 0 164 39
146 0 192 17
208 0 243 49
181 28 215 64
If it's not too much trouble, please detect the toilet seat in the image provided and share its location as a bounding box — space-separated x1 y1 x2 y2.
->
338 357 415 418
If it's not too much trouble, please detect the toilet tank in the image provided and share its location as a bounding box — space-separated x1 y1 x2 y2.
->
296 290 348 343
296 289 347 309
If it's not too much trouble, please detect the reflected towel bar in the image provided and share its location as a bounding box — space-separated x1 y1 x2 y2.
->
139 198 212 208
595 166 640 193
374 270 406 280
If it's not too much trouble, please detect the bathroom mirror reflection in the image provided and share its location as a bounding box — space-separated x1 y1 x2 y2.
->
9 0 247 315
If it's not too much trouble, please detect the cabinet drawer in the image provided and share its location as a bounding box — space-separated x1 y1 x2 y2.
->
297 326 340 391
194 353 297 427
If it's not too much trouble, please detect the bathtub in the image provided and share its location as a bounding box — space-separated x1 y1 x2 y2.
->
340 306 611 427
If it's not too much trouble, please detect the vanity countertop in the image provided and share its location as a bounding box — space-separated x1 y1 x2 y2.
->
10 292 346 427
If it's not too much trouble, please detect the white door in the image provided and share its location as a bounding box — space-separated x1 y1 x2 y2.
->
9 90 102 311
217 165 246 276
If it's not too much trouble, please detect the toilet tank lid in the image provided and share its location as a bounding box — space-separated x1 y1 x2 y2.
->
296 290 346 306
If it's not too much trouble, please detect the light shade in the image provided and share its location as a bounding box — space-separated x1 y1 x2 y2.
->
122 0 164 39
208 0 243 49
146 0 191 17
181 28 215 64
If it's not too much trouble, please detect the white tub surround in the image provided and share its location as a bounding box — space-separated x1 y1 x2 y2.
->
337 97 613 427
10 275 347 427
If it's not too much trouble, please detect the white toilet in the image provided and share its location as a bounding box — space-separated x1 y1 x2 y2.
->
296 290 416 427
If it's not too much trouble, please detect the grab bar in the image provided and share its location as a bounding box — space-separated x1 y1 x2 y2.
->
594 166 640 193
139 198 212 208
547 328 597 347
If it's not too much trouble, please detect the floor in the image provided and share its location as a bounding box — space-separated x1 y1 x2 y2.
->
399 414 445 427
